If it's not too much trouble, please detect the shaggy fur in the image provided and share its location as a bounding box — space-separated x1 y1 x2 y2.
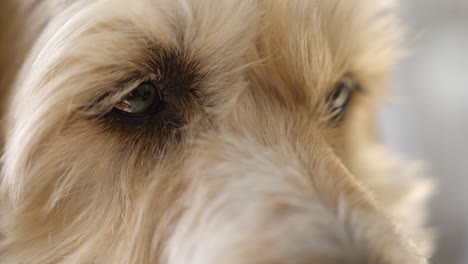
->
0 0 433 263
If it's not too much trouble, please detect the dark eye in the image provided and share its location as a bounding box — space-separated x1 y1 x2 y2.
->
328 76 358 118
113 81 163 117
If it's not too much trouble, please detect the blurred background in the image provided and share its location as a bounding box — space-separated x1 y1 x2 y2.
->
380 1 468 263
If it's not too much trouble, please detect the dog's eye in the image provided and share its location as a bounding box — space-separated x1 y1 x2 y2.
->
113 81 163 117
328 76 357 118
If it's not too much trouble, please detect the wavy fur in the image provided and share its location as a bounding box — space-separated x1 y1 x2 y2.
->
0 1 433 263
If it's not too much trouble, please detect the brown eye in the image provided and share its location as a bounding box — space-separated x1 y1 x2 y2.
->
329 76 358 118
113 81 163 117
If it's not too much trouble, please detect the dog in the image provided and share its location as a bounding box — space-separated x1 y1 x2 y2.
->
0 0 434 263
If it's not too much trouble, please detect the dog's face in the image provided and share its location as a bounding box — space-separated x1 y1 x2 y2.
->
0 0 433 263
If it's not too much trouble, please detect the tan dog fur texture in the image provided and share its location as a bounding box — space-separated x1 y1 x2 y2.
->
0 0 433 263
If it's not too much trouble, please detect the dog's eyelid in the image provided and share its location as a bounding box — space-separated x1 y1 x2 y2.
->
81 78 157 117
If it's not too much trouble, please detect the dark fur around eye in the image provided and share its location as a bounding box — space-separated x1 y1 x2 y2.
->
98 49 205 138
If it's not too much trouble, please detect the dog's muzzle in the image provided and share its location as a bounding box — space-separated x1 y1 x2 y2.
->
163 135 426 264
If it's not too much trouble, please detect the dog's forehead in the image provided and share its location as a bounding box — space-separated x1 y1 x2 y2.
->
90 0 399 72
21 0 400 114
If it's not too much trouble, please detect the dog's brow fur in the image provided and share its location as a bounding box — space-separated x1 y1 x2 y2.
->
0 0 433 263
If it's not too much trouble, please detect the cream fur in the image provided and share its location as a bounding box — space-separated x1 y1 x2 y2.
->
0 0 433 263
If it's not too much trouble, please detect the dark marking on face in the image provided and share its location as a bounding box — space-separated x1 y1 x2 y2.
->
73 47 209 160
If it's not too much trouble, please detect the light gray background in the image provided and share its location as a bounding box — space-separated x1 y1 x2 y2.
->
381 1 468 263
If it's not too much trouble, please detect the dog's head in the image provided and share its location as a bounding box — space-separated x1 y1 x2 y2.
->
0 0 432 263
